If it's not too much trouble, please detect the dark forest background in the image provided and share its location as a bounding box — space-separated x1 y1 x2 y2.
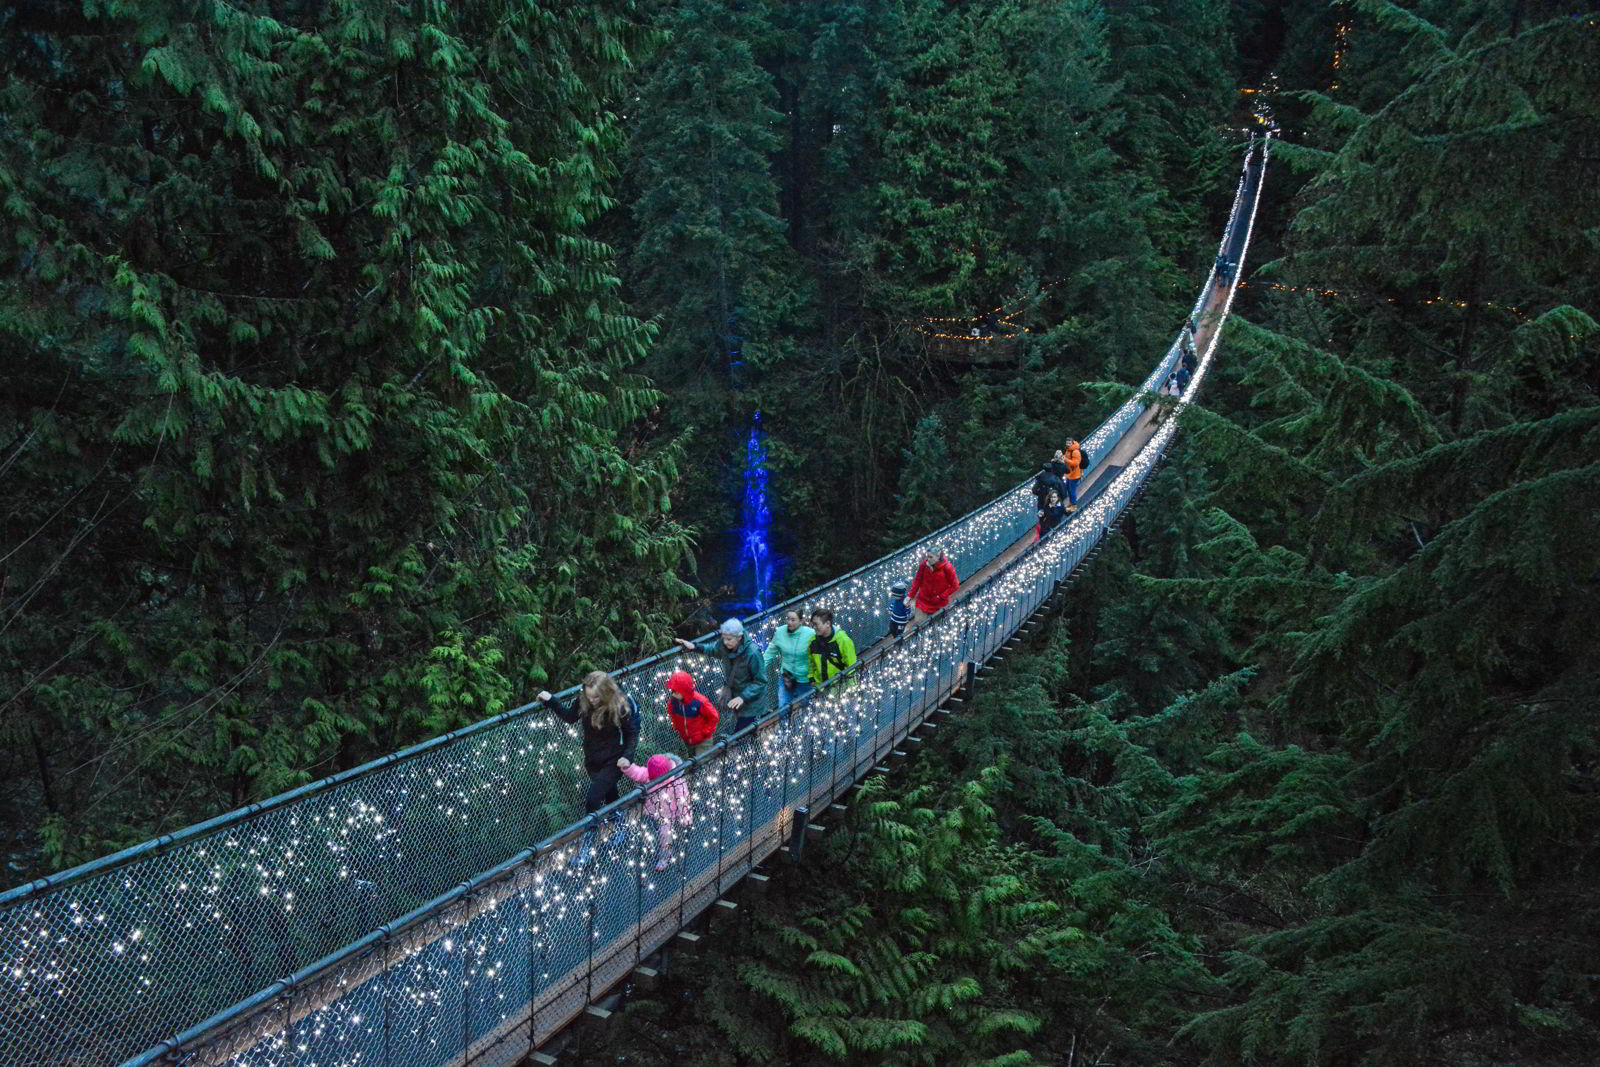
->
2 1 1597 1063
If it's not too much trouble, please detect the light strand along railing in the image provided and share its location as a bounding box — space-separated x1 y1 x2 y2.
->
138 132 1269 1062
0 139 1269 1067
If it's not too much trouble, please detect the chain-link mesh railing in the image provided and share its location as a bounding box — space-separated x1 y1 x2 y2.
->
0 139 1270 1067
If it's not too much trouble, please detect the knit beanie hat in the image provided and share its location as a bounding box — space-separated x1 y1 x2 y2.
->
890 580 909 596
719 617 745 636
667 670 695 698
646 754 673 780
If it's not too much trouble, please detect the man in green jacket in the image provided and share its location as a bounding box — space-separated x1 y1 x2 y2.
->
808 609 858 686
763 609 816 713
675 618 768 733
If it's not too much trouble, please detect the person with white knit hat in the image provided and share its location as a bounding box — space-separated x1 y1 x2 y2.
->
674 618 768 734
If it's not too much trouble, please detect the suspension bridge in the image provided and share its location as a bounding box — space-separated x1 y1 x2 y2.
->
0 134 1273 1067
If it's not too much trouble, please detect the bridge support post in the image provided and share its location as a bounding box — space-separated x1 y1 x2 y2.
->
786 805 810 862
961 660 978 705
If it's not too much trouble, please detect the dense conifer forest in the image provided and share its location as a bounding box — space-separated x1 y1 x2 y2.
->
1 0 1596 1064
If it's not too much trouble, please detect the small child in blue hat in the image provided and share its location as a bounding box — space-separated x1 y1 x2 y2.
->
887 580 911 638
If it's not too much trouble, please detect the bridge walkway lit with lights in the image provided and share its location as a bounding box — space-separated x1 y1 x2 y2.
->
0 136 1273 1067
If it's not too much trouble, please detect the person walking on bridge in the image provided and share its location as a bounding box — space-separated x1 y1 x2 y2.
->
665 669 718 758
905 547 959 630
1032 453 1067 515
537 671 640 816
675 618 767 734
808 609 858 686
763 609 815 714
1062 439 1090 511
1037 488 1067 540
887 580 911 638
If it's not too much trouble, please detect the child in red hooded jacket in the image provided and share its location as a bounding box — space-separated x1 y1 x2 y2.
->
666 669 719 758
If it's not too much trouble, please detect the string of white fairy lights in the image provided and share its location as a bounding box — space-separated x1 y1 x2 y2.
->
1 132 1272 1067
213 257 1251 1064
170 134 1275 1067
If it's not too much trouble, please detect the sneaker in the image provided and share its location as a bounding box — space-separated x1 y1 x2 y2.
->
654 853 671 872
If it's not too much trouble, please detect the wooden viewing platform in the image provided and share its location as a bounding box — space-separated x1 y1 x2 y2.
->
918 323 1025 365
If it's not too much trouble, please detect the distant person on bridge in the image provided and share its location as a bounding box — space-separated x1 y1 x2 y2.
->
1153 375 1179 424
905 547 959 630
1037 488 1066 540
1032 453 1067 514
887 580 911 638
763 609 816 713
665 669 719 757
1062 439 1090 511
617 753 693 871
675 618 768 733
537 671 641 816
808 609 857 685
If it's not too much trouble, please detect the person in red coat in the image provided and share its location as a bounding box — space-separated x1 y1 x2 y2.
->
666 669 720 758
904 547 960 631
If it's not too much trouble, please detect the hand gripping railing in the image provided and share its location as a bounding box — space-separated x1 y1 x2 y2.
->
0 138 1270 1067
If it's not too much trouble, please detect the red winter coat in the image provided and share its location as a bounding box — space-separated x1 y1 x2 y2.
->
908 557 960 614
668 691 719 745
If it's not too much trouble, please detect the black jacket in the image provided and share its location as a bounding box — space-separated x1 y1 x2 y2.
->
549 693 640 773
1038 502 1067 537
1032 466 1067 508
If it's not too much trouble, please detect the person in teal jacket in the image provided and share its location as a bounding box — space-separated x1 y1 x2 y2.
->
675 618 768 733
808 609 858 686
763 609 816 713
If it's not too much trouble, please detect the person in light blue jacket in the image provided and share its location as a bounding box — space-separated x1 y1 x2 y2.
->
763 609 816 713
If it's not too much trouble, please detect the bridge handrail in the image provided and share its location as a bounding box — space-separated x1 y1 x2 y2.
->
0 137 1271 1067
137 136 1269 1053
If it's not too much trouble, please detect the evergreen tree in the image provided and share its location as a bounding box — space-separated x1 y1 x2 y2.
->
625 0 810 388
1138 11 1600 1062
0 0 690 868
1011 0 1182 380
884 414 958 547
1277 3 1600 433
1102 0 1238 253
857 0 1026 316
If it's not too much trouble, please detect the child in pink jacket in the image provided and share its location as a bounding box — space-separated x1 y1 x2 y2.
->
617 753 693 870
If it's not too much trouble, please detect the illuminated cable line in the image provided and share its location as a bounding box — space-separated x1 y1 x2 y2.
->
0 129 1276 1067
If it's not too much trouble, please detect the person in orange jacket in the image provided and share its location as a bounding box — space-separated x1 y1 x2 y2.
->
1062 439 1091 511
904 547 960 631
665 669 719 758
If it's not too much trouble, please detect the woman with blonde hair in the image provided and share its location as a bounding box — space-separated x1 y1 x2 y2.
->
538 671 641 815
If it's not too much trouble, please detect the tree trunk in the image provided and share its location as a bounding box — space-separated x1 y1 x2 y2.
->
1449 243 1487 435
30 725 57 814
